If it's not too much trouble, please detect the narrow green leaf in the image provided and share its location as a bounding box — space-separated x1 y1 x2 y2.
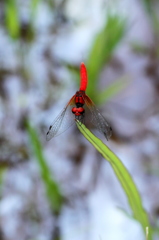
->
31 0 41 11
87 15 126 100
131 43 149 54
27 121 63 215
5 0 20 39
76 121 152 240
142 0 159 34
146 226 149 240
0 167 6 199
142 0 152 15
96 75 129 104
30 0 41 20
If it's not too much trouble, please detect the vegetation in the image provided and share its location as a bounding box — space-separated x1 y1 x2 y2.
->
0 0 159 240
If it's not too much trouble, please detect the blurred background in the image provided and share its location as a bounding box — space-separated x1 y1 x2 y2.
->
0 0 159 239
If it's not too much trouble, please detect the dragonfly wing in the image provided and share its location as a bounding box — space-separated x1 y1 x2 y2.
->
46 95 75 141
84 95 112 140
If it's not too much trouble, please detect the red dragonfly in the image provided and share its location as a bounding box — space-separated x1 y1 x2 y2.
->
46 63 112 141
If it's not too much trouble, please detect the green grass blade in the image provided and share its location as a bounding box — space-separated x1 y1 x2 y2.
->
76 121 152 239
142 0 159 33
5 0 20 39
30 0 41 21
87 15 126 100
27 121 63 215
0 167 6 199
31 0 41 13
142 0 152 16
96 75 129 104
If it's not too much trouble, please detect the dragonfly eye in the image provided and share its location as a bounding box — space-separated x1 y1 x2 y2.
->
72 107 77 114
78 107 85 113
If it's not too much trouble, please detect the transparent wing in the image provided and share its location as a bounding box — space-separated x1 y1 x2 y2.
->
84 95 112 140
46 95 76 141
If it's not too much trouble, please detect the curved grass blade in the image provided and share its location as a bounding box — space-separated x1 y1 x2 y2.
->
27 121 63 215
76 120 152 240
96 75 129 104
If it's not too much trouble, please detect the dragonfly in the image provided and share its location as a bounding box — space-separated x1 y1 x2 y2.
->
46 63 112 141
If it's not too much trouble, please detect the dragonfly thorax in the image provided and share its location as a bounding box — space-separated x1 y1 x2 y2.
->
75 91 85 106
